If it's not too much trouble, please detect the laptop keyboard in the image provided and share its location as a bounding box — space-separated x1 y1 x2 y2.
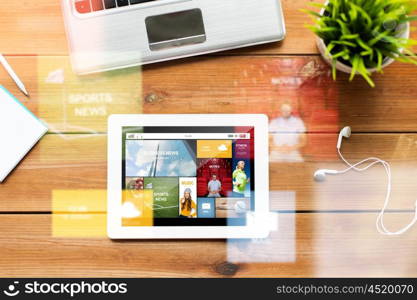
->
74 0 157 14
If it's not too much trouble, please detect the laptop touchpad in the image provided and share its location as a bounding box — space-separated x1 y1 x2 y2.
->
145 9 206 51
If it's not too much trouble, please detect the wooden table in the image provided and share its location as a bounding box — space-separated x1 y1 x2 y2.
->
1 0 417 277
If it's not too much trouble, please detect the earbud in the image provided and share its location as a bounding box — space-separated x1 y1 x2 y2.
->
337 126 351 149
314 126 417 236
314 169 339 182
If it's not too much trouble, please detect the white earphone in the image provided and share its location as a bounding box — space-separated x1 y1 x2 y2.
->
314 126 417 235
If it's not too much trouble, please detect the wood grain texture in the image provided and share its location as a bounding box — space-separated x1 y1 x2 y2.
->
143 56 417 132
1 0 417 279
2 133 417 212
0 213 416 277
1 56 417 132
1 1 415 56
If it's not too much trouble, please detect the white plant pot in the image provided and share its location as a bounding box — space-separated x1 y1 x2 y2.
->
316 4 410 74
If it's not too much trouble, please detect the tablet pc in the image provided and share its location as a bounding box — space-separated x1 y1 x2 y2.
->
108 114 269 239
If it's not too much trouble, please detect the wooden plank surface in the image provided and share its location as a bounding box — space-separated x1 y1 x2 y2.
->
142 56 417 132
1 56 417 133
1 1 416 56
1 133 417 212
0 213 416 277
1 0 417 279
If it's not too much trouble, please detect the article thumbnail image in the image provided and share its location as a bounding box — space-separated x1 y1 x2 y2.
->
232 159 251 198
125 140 196 177
179 177 197 218
233 139 251 159
197 198 215 218
215 198 251 218
125 177 144 190
197 158 232 197
122 189 153 227
197 140 232 159
144 177 179 218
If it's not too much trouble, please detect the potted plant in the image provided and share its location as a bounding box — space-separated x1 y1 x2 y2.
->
304 0 417 87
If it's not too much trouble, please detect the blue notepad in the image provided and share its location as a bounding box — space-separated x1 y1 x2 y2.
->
0 86 48 182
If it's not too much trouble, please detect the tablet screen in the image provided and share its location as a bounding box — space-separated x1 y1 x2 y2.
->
121 126 255 227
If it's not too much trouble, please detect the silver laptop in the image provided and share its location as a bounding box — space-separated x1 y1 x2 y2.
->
62 0 286 74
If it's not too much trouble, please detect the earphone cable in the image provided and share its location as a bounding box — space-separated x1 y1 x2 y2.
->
336 148 417 235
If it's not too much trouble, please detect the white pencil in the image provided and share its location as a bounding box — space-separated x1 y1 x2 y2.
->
0 54 29 97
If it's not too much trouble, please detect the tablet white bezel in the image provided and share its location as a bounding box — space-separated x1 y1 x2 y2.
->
107 114 269 239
